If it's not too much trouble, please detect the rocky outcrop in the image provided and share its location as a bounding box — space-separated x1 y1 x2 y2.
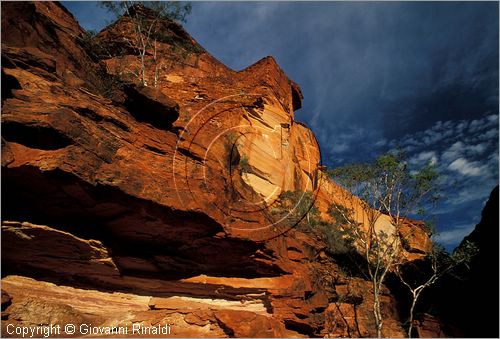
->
314 174 433 259
124 84 180 130
427 186 499 338
324 278 405 338
1 2 430 337
1 275 279 338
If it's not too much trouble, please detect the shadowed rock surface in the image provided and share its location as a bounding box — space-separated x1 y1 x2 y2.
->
427 186 499 338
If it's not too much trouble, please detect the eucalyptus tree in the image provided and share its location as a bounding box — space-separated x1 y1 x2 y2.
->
329 151 439 338
101 1 192 87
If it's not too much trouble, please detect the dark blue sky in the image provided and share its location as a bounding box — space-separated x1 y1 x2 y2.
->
63 1 499 249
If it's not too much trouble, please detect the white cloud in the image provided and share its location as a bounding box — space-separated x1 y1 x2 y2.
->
487 114 499 125
478 127 498 141
445 175 498 206
433 223 475 246
465 142 488 155
422 128 445 145
448 157 486 176
488 151 499 166
455 121 468 133
467 114 499 133
469 118 483 132
442 141 464 163
441 141 490 167
410 150 438 166
395 114 498 155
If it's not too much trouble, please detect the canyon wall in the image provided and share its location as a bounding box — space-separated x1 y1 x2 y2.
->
2 2 431 337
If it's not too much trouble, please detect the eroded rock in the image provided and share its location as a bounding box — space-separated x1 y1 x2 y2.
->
0 1 434 337
124 84 180 129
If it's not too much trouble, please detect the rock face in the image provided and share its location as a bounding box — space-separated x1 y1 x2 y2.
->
428 186 499 338
124 84 180 130
1 2 430 337
457 186 500 338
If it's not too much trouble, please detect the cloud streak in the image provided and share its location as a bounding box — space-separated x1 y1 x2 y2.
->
433 223 476 246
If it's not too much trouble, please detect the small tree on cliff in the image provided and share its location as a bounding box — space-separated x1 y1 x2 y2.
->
395 239 477 338
101 1 192 87
328 151 439 338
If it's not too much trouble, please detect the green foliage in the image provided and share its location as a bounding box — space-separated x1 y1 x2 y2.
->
278 190 318 219
328 151 441 267
398 243 455 283
328 150 442 338
413 164 439 193
226 132 238 145
328 202 364 248
394 236 479 337
421 220 437 236
321 222 353 255
239 154 252 173
329 150 440 221
99 1 197 87
100 1 195 54
272 191 352 255
153 28 204 56
80 25 129 60
92 65 124 99
79 31 124 99
450 240 479 268
328 203 358 229
101 1 192 23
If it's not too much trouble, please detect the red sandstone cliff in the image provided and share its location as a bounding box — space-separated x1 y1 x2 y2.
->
1 2 431 337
